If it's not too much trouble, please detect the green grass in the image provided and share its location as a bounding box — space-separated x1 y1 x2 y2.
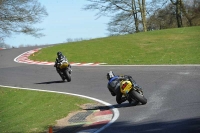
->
0 87 94 133
29 26 200 65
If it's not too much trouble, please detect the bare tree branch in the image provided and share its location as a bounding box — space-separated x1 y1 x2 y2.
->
83 0 147 35
0 0 48 41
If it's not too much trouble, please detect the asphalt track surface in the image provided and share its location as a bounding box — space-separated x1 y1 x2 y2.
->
1 46 200 133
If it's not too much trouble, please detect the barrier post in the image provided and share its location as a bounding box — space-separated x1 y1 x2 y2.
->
49 126 53 133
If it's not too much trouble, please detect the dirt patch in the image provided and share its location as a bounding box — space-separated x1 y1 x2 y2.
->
51 102 105 133
55 111 80 128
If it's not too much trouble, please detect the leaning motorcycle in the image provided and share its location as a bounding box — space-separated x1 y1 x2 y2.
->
120 80 147 105
57 60 71 82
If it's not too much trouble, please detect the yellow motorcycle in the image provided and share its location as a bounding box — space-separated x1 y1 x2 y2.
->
120 80 147 105
57 60 71 82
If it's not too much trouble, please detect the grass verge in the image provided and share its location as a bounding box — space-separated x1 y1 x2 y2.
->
29 26 200 65
0 87 94 133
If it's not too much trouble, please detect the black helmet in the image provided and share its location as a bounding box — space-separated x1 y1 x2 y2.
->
57 52 64 60
107 71 115 80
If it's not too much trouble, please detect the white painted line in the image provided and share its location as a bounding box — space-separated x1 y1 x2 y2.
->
88 64 200 67
14 48 41 62
0 84 119 133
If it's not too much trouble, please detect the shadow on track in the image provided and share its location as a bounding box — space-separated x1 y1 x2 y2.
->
35 80 65 84
53 117 200 133
105 117 200 133
83 102 143 111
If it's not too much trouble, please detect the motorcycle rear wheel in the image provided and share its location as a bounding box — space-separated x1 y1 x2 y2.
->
130 90 147 105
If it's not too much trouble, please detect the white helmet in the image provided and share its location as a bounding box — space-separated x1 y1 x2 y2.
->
107 71 115 80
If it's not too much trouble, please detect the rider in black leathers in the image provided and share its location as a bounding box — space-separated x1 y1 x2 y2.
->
54 52 72 75
107 71 138 104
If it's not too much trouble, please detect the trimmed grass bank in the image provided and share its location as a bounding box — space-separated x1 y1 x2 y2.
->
30 26 200 65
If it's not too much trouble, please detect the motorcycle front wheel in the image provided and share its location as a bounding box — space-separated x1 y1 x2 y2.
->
64 69 71 82
58 72 65 81
130 90 147 105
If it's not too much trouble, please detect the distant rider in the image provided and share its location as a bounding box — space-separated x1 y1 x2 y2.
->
54 52 72 75
107 71 140 104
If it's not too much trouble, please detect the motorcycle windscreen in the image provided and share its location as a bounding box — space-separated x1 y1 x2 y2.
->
59 62 69 69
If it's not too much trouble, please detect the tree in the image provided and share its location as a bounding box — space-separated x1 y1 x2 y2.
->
180 0 200 26
0 0 48 42
147 0 183 28
147 0 200 30
170 0 183 27
147 3 178 30
170 0 200 27
83 0 147 36
138 0 147 32
0 42 10 48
